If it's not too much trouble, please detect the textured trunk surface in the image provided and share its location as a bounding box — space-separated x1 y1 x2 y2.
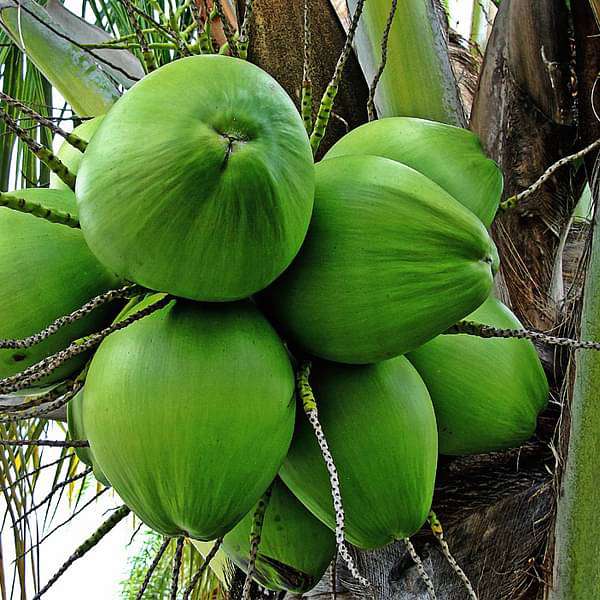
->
245 0 369 158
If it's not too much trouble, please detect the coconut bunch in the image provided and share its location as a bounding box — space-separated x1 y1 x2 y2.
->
0 54 549 595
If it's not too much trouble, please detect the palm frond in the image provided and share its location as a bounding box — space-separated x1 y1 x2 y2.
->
122 531 225 599
0 0 120 116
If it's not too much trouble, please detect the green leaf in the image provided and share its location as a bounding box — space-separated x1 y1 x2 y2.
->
334 0 465 125
45 0 144 88
0 42 54 189
0 0 120 116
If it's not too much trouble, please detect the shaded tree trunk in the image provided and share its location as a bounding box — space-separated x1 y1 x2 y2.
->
246 0 369 158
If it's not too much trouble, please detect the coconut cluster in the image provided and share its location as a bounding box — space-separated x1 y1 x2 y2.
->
0 55 548 594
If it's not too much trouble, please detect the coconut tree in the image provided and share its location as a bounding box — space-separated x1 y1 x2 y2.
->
0 0 598 598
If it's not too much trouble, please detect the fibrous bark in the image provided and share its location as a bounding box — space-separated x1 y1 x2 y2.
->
471 0 575 330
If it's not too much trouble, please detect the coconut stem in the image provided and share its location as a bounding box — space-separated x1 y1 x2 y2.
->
241 484 273 600
0 381 74 413
404 538 437 600
309 0 367 155
103 29 158 45
135 537 171 600
182 537 223 600
0 191 79 228
0 108 77 190
297 361 373 596
0 91 88 152
500 137 600 211
237 0 254 59
81 42 176 50
0 283 142 351
32 505 130 599
126 1 191 56
448 321 600 351
122 0 158 73
0 382 82 422
0 439 89 448
213 0 239 57
428 511 477 599
366 0 398 121
301 0 313 133
0 294 172 395
169 537 185 600
191 1 215 54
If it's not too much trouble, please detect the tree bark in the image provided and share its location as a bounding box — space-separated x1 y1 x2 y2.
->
246 0 369 157
471 0 575 331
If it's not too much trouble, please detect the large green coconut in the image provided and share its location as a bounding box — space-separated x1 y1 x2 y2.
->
82 299 296 540
67 389 110 487
76 55 315 302
0 188 120 383
407 296 549 455
222 478 336 594
279 357 438 550
324 117 502 227
262 155 498 364
50 117 104 190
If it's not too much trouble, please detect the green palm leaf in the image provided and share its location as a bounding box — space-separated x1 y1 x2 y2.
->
0 0 120 116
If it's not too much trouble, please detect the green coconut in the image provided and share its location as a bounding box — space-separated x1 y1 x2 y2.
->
76 55 315 302
279 357 438 550
0 188 120 383
262 155 498 364
50 117 104 191
407 296 549 455
83 299 296 540
324 117 502 227
67 389 110 486
223 478 336 593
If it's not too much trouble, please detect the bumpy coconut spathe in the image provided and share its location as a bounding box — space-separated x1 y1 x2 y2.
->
223 478 336 593
408 296 549 455
325 117 503 227
76 55 315 302
82 299 296 540
263 155 498 364
280 357 438 549
0 188 119 383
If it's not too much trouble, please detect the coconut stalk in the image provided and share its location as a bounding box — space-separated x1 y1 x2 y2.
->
332 0 465 125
